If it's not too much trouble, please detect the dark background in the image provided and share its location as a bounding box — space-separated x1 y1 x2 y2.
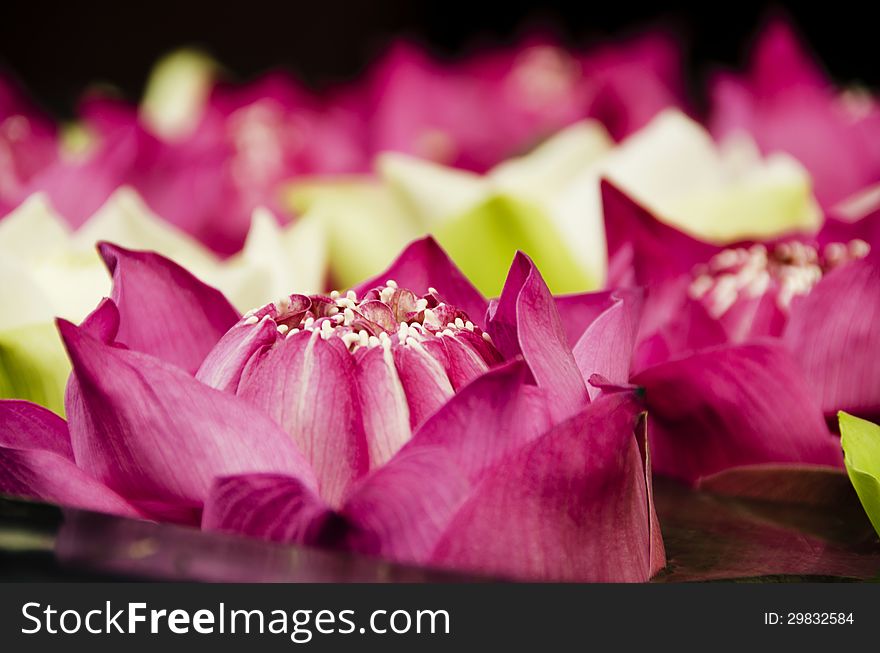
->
1 0 876 119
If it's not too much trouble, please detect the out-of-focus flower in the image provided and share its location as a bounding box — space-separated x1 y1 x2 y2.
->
0 238 663 581
292 109 820 296
839 412 880 537
347 32 685 172
710 19 880 208
0 74 58 215
0 188 325 412
15 52 363 256
604 180 878 482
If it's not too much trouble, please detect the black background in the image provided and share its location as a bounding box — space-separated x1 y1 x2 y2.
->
0 0 877 119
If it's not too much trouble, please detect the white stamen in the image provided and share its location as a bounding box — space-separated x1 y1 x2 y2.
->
327 305 339 316
422 308 439 327
441 329 455 337
385 279 398 289
286 328 300 339
303 317 315 329
244 315 259 325
368 335 380 348
330 290 340 299
454 317 465 329
277 324 289 335
482 332 492 342
343 308 355 326
428 287 438 295
414 298 428 312
346 290 357 302
342 332 360 348
850 238 871 259
358 330 369 347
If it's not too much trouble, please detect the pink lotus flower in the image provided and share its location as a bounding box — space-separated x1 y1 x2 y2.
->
710 19 880 207
0 238 663 581
0 74 58 216
351 32 685 172
20 72 365 256
603 180 878 483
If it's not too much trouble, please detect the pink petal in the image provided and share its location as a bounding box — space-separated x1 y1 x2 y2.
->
601 180 719 287
430 393 661 581
203 474 336 546
572 289 643 398
554 290 619 348
783 258 880 420
59 319 316 521
352 237 488 326
633 343 844 483
196 317 278 393
236 331 368 506
0 400 140 517
489 252 587 421
390 341 455 430
356 344 412 469
404 360 551 481
98 242 240 374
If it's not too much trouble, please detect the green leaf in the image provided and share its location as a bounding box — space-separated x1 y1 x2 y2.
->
434 194 595 297
0 322 70 416
840 411 880 537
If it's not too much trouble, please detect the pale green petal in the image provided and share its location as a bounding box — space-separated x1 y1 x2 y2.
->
140 49 216 141
378 153 486 226
0 322 70 416
287 178 420 290
435 194 594 296
216 207 327 310
0 258 56 332
73 187 219 274
0 194 71 261
839 412 880 537
604 109 822 242
490 120 612 201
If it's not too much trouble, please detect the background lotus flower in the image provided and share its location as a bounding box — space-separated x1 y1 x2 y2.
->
291 109 820 296
0 237 663 581
710 19 880 208
839 412 880 537
0 188 324 412
603 180 878 482
0 73 58 216
345 31 684 172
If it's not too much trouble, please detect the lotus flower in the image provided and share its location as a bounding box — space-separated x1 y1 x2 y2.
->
0 237 662 581
12 52 363 256
839 412 880 537
0 188 324 413
0 73 58 216
348 31 684 172
292 109 820 296
710 19 880 208
603 180 878 483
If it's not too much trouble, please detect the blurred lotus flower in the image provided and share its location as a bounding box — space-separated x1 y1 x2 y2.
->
292 109 820 296
710 19 880 207
349 32 684 172
839 412 880 537
11 50 364 256
0 237 662 581
0 188 325 412
604 180 878 482
0 74 58 215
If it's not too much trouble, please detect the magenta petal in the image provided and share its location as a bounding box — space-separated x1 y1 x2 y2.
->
554 290 619 348
203 474 336 546
0 400 140 517
489 252 587 421
196 317 278 393
60 319 316 519
98 242 240 373
572 289 643 398
430 393 660 581
601 180 719 286
236 331 368 506
79 298 122 344
343 448 470 564
633 343 844 483
405 360 551 481
352 237 488 325
783 258 880 420
0 399 73 458
391 340 455 430
356 345 412 469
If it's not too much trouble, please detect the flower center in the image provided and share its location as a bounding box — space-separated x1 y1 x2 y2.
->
688 239 871 318
242 280 500 361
